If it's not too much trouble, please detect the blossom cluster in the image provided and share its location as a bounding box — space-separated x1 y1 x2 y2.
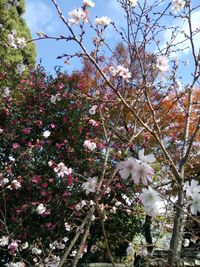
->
118 149 155 185
8 30 26 49
184 180 200 214
109 65 132 82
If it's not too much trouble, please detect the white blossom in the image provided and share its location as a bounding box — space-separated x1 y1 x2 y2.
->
83 0 95 7
129 0 137 7
138 149 156 164
5 262 25 267
184 179 200 197
54 162 72 178
118 157 154 185
11 180 21 189
16 63 26 75
126 243 135 257
43 130 51 138
89 105 97 115
2 87 10 97
95 16 111 26
171 0 185 14
16 37 26 49
156 56 169 72
32 247 42 255
188 194 200 215
83 140 97 151
8 33 17 48
82 177 97 194
64 222 71 231
131 161 154 185
50 94 61 104
183 238 190 247
140 187 166 216
68 8 87 24
36 203 46 215
0 235 9 246
109 65 131 81
118 157 138 180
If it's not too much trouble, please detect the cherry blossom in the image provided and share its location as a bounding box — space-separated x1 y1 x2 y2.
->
172 0 185 14
94 16 111 26
131 161 154 185
118 157 138 180
138 149 156 164
140 187 166 216
183 179 200 197
129 0 138 7
156 56 169 72
83 0 95 8
68 8 87 25
188 194 200 215
109 65 131 81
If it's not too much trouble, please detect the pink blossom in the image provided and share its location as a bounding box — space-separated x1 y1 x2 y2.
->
22 127 31 135
12 143 20 149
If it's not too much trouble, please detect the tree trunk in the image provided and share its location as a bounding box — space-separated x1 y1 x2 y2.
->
168 188 184 267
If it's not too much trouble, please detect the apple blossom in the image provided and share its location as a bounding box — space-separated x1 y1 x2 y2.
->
82 177 97 194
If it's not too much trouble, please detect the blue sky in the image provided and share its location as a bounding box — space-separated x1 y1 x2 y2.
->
24 0 200 80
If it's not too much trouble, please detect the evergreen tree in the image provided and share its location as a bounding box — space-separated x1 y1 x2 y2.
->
0 0 36 67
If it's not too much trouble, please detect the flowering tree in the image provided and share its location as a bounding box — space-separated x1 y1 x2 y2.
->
1 0 200 266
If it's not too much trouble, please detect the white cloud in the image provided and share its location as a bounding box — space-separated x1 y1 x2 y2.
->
161 10 200 57
24 1 60 35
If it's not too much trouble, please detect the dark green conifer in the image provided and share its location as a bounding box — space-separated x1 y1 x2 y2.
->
0 0 36 67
